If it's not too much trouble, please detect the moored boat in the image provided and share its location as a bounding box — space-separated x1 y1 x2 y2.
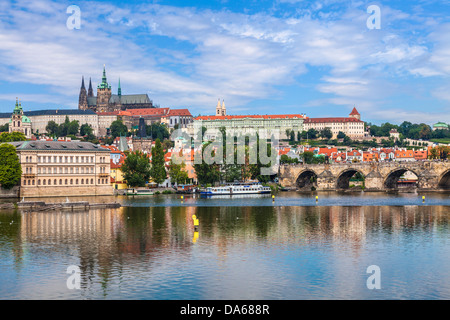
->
126 188 154 195
200 184 271 195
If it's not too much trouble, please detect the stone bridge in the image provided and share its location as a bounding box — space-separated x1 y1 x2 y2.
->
278 161 450 191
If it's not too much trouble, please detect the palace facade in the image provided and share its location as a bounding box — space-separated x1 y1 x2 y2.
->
10 140 113 197
303 107 366 140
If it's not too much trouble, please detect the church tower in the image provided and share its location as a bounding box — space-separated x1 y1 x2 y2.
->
221 99 226 116
88 77 94 97
216 99 226 116
349 106 361 120
9 98 32 139
78 76 88 110
96 65 112 112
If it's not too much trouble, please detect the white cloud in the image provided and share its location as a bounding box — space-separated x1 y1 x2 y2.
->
0 0 448 123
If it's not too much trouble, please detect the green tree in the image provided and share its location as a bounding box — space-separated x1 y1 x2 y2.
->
67 120 79 136
194 142 221 185
80 123 93 136
110 119 128 138
46 121 59 136
0 132 27 142
337 131 346 139
0 143 22 189
168 160 189 185
306 128 318 140
150 138 167 185
301 151 315 164
320 127 333 140
146 122 170 141
0 123 9 132
121 150 151 187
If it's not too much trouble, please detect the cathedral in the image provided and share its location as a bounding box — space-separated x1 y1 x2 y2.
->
78 66 154 112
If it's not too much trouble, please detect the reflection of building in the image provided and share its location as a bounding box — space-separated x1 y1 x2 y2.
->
10 140 113 197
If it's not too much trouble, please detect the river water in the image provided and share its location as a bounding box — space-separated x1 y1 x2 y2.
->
0 192 449 300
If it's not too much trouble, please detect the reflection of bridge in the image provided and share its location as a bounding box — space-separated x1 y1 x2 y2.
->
279 161 450 191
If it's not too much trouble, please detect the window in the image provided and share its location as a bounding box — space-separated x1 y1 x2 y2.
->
81 179 84 184
91 179 93 184
65 179 68 185
70 179 73 185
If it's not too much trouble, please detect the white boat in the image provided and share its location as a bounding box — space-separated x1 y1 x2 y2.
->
126 188 154 195
200 184 271 195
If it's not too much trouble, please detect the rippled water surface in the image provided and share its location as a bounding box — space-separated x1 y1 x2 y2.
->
0 192 449 300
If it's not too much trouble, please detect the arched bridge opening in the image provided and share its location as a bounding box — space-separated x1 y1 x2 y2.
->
384 169 419 190
336 169 365 190
438 170 450 190
296 170 318 191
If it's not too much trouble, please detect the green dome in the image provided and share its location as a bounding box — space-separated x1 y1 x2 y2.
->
22 115 31 123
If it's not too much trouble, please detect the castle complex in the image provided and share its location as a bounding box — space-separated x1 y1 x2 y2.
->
78 66 154 112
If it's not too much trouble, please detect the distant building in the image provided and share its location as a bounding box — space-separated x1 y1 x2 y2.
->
193 100 304 139
433 122 449 131
303 107 365 140
0 100 104 136
389 129 400 140
78 65 154 112
9 140 113 197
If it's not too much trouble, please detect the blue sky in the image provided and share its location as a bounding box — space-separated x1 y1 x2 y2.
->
0 0 449 125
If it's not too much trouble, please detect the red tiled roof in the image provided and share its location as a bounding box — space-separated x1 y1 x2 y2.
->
195 114 304 121
304 117 363 123
121 108 169 117
167 109 192 117
349 107 360 116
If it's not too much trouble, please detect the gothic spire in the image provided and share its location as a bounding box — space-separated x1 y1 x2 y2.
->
118 77 121 96
81 76 85 89
88 77 93 97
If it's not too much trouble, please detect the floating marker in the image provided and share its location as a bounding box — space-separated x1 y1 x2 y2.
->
316 196 319 201
422 196 425 202
272 195 275 201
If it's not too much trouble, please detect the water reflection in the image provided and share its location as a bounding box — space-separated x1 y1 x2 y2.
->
0 205 448 299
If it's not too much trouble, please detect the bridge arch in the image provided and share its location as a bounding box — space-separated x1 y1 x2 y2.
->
336 168 365 190
384 168 420 190
438 169 450 189
295 169 318 190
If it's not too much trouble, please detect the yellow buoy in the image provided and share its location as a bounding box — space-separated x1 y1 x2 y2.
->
316 196 319 201
422 196 425 202
272 195 275 201
181 195 184 199
193 231 199 243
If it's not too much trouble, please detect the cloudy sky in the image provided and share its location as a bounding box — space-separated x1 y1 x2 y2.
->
0 0 449 124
